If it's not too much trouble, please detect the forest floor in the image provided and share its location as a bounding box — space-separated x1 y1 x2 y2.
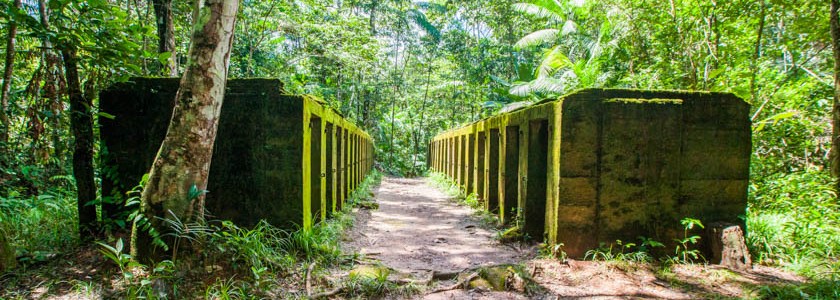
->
0 176 816 299
337 176 809 299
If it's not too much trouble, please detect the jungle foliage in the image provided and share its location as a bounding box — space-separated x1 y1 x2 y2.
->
0 0 837 291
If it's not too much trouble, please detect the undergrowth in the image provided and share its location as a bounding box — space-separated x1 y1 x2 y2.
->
428 172 464 199
428 171 500 228
748 169 840 278
0 175 79 263
1 170 384 299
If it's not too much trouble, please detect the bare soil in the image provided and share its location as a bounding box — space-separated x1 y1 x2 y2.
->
343 177 532 274
341 176 808 299
0 176 811 299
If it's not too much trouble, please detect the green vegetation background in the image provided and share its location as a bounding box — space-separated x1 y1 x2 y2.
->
0 0 837 294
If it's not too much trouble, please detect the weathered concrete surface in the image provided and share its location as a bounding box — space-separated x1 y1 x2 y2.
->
100 78 373 230
430 88 750 258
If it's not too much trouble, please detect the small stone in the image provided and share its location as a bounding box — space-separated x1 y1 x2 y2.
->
469 278 493 290
708 222 752 270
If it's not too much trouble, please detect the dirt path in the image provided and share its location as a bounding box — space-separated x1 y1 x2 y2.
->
343 177 531 275
340 176 809 300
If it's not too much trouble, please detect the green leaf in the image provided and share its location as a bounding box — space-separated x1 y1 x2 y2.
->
157 51 172 63
97 112 116 120
512 3 563 22
536 45 571 78
514 29 560 49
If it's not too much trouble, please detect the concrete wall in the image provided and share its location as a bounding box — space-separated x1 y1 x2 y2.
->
100 78 374 231
429 88 750 258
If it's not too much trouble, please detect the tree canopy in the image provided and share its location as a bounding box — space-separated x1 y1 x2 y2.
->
0 0 838 296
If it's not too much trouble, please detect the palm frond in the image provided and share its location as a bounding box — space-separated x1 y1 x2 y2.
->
536 45 572 78
509 81 534 97
512 3 563 23
407 9 441 43
530 76 566 94
561 20 578 35
514 29 560 49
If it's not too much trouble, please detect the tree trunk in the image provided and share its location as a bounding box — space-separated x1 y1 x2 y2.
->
369 0 377 35
0 231 14 272
830 0 840 192
749 1 766 103
0 0 22 157
151 0 178 77
413 61 433 171
61 45 98 239
132 0 239 261
38 0 64 165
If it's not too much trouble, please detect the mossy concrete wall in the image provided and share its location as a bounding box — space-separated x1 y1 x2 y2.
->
430 88 750 258
100 78 373 231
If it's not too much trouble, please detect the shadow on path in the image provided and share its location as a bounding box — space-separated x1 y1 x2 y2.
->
343 176 530 274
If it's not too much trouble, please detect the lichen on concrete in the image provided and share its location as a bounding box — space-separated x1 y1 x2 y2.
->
430 88 750 258
100 78 373 231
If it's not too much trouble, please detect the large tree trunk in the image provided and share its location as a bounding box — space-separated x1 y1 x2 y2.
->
749 1 766 103
0 0 22 157
151 0 178 76
831 0 840 191
369 0 377 35
61 45 98 239
0 232 14 272
132 0 239 261
38 0 64 165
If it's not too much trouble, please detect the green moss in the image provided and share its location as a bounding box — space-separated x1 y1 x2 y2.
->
431 88 750 259
468 277 493 290
479 266 513 291
604 98 683 104
349 265 391 279
100 78 374 233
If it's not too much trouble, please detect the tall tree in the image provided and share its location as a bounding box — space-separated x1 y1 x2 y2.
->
152 0 178 76
60 44 98 238
132 0 239 260
0 0 22 155
831 0 840 191
37 0 64 163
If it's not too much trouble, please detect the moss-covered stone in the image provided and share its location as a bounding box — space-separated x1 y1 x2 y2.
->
349 265 391 279
430 88 750 259
468 277 493 290
479 266 513 291
0 232 15 271
100 78 373 230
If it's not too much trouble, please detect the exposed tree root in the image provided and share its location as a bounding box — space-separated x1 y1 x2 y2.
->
310 287 344 299
429 272 479 294
309 263 524 298
305 261 316 297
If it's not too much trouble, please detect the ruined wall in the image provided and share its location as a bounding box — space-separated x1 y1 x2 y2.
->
429 88 750 258
100 78 373 230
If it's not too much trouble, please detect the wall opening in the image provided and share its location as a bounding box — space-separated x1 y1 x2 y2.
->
504 125 520 224
461 135 468 189
436 141 441 171
468 134 476 194
477 131 486 201
488 129 500 213
350 135 356 192
525 120 549 239
325 123 334 218
449 138 455 178
456 137 462 185
342 129 349 204
336 127 344 211
310 116 323 224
